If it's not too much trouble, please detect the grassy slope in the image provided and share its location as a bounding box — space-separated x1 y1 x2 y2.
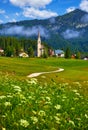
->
0 57 88 82
0 57 88 129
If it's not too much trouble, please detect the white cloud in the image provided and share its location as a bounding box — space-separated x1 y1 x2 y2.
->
15 12 20 16
0 9 5 14
5 15 9 19
62 29 80 39
80 0 88 12
0 19 3 24
0 25 49 38
23 7 58 19
10 0 52 8
9 0 58 19
66 7 76 13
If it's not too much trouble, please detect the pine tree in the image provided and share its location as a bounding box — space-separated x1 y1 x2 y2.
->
76 51 81 59
28 46 34 57
65 47 71 58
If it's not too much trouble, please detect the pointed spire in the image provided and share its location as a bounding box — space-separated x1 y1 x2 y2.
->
38 29 40 39
37 29 41 42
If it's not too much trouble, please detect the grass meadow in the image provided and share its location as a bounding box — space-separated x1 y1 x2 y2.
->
0 57 88 130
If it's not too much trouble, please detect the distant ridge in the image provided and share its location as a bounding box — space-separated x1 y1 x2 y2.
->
0 9 88 53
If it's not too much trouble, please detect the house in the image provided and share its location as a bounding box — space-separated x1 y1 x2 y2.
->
71 54 76 59
0 48 4 56
19 52 29 58
55 50 64 57
83 57 88 60
48 49 55 56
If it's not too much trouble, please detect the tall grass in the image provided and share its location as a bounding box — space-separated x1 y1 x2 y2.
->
0 57 88 129
0 75 88 130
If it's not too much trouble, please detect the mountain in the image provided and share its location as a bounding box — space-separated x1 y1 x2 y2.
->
0 9 88 53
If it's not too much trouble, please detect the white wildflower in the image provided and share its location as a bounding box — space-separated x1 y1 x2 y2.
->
64 83 69 86
54 104 61 110
38 110 46 117
42 90 48 94
32 110 37 115
19 119 29 128
2 115 6 118
75 92 80 96
73 82 82 87
13 86 22 92
62 95 67 99
72 89 78 93
28 78 37 85
45 97 51 101
0 95 6 99
4 102 11 107
57 95 60 98
13 86 21 89
28 96 32 99
21 100 26 103
74 98 79 101
19 94 26 100
2 127 6 130
69 120 75 126
31 116 38 124
45 101 52 105
85 114 88 118
83 81 88 84
76 118 81 121
56 113 61 117
39 85 43 89
54 116 60 124
6 95 13 98
71 107 75 111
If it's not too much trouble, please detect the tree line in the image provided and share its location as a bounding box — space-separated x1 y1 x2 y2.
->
0 36 82 59
0 36 49 57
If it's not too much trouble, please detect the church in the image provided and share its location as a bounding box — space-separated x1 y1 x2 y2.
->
37 31 45 57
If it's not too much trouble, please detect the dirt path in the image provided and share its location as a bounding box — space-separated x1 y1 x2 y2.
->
27 68 64 78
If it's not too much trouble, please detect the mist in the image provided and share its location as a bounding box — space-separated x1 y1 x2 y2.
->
49 17 56 24
81 14 88 23
62 29 80 39
0 25 49 38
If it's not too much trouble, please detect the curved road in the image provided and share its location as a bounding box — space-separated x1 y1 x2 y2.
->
27 68 64 78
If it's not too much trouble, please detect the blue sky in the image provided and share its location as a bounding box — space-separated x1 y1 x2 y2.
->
0 0 88 23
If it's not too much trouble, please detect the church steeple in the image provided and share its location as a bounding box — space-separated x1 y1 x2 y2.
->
38 30 41 42
37 30 41 57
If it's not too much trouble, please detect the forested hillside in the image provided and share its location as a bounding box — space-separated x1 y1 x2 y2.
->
0 9 88 53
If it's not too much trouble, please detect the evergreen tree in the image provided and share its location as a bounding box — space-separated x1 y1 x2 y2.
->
5 46 15 57
65 47 71 58
28 46 34 57
76 51 81 59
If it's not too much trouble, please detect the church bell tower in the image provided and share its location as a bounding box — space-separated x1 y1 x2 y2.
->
37 31 42 57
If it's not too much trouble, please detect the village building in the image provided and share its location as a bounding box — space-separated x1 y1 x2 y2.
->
0 48 4 56
37 31 45 57
55 49 64 57
71 54 76 59
48 49 55 56
19 52 29 58
83 57 88 60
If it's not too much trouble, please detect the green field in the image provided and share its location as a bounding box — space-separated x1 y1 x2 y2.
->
0 57 88 80
0 57 88 130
